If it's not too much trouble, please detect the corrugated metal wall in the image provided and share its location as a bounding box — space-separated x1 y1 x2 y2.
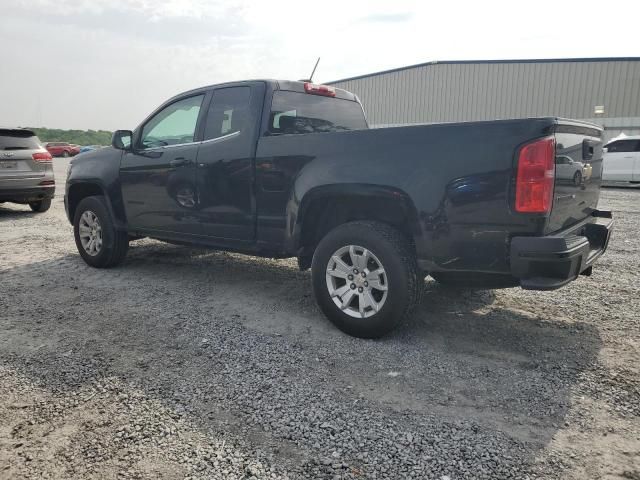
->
328 60 640 132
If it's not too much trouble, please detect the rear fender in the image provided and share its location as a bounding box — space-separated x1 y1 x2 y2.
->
290 183 421 257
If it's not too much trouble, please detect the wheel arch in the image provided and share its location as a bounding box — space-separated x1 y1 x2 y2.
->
292 184 421 268
67 181 126 230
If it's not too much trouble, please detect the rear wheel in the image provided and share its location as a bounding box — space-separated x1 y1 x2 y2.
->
29 199 51 213
73 196 128 268
311 221 420 338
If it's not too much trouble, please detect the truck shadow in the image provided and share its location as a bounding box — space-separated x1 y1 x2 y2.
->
1 242 602 473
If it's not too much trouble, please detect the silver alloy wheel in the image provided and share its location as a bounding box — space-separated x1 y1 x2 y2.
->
78 210 103 256
325 245 388 318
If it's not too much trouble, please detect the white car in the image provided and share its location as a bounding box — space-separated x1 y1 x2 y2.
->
602 135 640 183
555 155 586 185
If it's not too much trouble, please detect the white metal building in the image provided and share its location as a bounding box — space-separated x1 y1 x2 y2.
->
327 57 640 142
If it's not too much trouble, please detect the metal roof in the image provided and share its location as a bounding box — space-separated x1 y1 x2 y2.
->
328 58 640 126
326 57 640 85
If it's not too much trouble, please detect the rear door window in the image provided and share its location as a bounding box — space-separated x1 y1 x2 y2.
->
203 87 251 141
268 91 367 135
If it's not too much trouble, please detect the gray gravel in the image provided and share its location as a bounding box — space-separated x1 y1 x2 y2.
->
0 159 638 479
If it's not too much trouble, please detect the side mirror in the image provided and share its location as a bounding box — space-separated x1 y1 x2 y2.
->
112 130 133 150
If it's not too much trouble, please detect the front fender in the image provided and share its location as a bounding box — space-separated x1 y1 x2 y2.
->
65 148 127 228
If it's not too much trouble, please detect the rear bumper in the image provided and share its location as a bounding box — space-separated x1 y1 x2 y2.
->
510 209 613 290
0 186 55 203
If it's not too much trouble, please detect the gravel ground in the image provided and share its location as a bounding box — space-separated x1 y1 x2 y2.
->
0 158 638 479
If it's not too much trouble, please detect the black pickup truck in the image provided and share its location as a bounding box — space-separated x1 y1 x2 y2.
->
65 79 613 338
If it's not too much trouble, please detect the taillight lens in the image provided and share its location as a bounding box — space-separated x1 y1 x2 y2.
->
32 152 53 163
515 136 555 213
304 82 336 97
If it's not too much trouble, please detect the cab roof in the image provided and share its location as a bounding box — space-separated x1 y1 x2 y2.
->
172 79 359 103
275 80 358 101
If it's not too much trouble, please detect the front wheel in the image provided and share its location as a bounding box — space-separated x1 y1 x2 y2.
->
73 196 129 268
29 199 51 212
573 171 582 186
311 221 421 338
62 150 70 158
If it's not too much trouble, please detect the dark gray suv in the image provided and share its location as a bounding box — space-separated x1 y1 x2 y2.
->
0 128 55 212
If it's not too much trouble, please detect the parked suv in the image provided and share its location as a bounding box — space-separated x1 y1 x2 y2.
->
45 142 80 158
0 128 55 212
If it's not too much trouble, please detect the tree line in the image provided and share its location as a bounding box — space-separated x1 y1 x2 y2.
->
29 127 112 146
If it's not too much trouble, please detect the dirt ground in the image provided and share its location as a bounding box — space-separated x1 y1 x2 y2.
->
0 158 638 479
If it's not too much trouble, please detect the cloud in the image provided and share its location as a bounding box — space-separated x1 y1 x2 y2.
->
3 1 251 45
1 0 639 130
360 13 413 23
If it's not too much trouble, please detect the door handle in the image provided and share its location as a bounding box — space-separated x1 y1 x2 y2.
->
169 158 192 167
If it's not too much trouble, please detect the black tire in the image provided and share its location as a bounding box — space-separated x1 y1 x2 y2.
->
29 199 51 213
311 221 421 339
73 195 128 268
573 170 582 186
62 150 70 158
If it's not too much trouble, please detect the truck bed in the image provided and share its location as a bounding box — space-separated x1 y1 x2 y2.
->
256 116 604 274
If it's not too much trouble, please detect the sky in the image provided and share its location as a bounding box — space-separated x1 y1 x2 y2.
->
1 0 639 131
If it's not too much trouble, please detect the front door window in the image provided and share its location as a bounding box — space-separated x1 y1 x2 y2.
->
140 95 204 149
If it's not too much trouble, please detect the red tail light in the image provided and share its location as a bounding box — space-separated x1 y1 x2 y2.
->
515 136 555 213
304 82 336 97
32 152 53 163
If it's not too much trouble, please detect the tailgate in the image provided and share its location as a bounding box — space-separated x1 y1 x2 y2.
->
547 121 603 233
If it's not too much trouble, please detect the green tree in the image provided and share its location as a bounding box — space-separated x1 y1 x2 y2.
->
28 127 113 146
